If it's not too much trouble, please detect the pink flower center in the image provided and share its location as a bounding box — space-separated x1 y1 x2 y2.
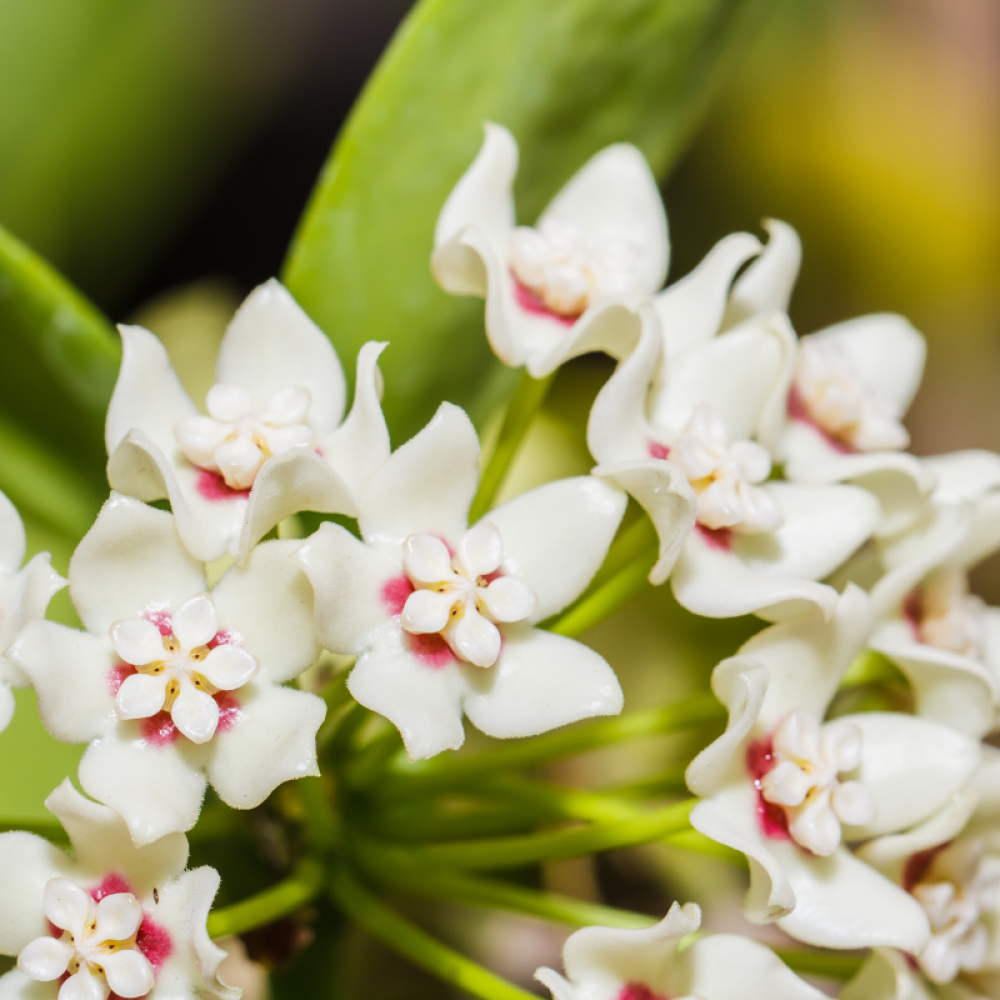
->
745 735 791 840
696 524 734 552
617 983 670 1000
107 612 245 744
195 469 252 502
380 576 457 669
787 386 856 455
511 274 578 327
647 440 670 461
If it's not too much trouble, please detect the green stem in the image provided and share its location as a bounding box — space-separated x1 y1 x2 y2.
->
358 799 697 871
296 776 340 853
470 369 555 522
398 870 655 931
605 764 689 799
377 691 724 798
329 865 537 1000
206 858 326 939
773 949 864 980
547 550 655 637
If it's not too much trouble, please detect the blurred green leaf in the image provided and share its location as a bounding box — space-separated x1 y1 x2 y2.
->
0 0 300 302
0 224 114 534
284 0 775 443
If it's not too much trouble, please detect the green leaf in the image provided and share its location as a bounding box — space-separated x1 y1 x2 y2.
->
0 224 115 534
284 0 774 442
0 0 299 301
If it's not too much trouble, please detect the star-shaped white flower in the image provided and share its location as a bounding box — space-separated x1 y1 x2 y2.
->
297 403 675 760
535 901 827 1000
8 494 325 845
0 489 65 735
588 307 879 621
106 278 390 562
685 585 983 951
0 780 236 1000
432 123 671 377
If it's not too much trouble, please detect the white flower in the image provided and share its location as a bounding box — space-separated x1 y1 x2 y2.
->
759 709 874 856
296 403 677 760
7 494 325 846
19 877 155 1000
0 779 237 1000
106 278 389 562
535 901 827 1000
792 337 910 453
856 455 1000 738
399 526 538 668
0 489 65 734
911 838 1000 985
432 123 670 377
588 308 879 621
685 585 982 951
669 404 783 534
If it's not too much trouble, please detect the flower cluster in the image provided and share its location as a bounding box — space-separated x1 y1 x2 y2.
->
1 121 999 1000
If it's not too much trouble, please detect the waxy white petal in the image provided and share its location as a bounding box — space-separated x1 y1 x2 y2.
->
450 610 501 668
100 951 153 1000
401 590 452 634
17 937 73 981
832 781 876 826
259 385 311 426
106 325 198 458
8 623 113 744
171 594 218 652
457 522 503 579
79 735 208 846
347 626 467 761
403 535 454 586
479 577 537 623
171 685 220 744
722 219 801 329
115 673 167 720
200 645 258 691
463 627 623 740
206 383 252 423
297 523 399 655
484 475 627 622
207 683 323 810
59 968 108 1000
653 231 761 360
69 494 206 637
215 278 347 433
94 893 143 943
0 833 66 953
43 878 92 937
359 403 479 548
109 619 165 668
45 780 188 898
538 143 668 295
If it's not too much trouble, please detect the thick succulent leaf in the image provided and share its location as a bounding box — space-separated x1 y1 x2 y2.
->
0 225 113 532
0 0 300 301
284 0 775 441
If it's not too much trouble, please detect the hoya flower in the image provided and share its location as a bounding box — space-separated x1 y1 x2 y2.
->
0 778 236 1000
588 309 879 620
535 901 826 1000
0 489 65 733
7 494 324 845
298 403 691 760
686 584 983 951
846 450 1000 738
850 753 1000 996
106 278 389 562
432 122 671 377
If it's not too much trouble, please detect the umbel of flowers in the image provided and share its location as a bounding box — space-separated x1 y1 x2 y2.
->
0 119 999 1000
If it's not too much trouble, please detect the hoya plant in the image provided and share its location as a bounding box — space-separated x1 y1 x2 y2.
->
0 3 996 1000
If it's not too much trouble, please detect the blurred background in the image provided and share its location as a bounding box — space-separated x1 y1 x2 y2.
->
2 0 999 995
